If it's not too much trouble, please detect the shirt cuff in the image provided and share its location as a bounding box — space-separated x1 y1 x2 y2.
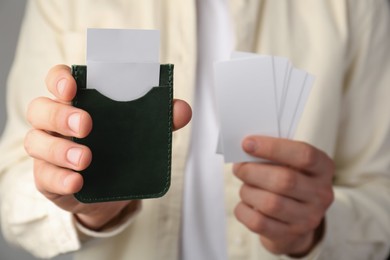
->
74 200 142 239
1 167 81 258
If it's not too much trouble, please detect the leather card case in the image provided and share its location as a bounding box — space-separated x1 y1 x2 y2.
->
71 64 173 203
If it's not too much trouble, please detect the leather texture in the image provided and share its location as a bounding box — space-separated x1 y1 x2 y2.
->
71 65 173 203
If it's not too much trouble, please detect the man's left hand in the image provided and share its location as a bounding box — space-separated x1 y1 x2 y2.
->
233 136 334 256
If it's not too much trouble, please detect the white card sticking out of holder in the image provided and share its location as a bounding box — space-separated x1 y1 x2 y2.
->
87 29 160 101
214 52 314 163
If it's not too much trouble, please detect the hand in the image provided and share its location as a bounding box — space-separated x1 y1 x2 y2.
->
24 65 192 230
233 136 334 256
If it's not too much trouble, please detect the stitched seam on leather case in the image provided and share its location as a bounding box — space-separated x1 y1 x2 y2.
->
164 64 173 196
71 66 79 143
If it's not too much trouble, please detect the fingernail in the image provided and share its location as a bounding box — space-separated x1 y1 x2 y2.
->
67 147 82 166
243 139 256 153
57 78 67 96
68 113 80 133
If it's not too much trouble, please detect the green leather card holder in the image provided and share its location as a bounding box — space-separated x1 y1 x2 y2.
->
71 64 173 203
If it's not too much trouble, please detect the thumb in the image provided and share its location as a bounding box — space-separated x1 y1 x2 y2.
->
172 99 192 131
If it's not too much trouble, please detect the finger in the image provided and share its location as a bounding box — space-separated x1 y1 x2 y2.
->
233 162 313 202
242 136 334 176
235 202 315 255
25 129 92 171
27 97 92 138
239 184 309 225
45 65 77 102
234 202 290 240
172 99 192 131
33 160 83 198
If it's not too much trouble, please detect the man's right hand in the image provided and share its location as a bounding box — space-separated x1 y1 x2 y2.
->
24 65 192 230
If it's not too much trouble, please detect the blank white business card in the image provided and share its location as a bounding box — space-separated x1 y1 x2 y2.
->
214 52 314 163
86 29 160 101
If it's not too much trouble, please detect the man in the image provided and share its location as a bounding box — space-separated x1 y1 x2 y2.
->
1 1 390 259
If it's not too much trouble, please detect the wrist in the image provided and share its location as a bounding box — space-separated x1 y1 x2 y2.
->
75 201 136 231
74 200 142 240
75 210 123 231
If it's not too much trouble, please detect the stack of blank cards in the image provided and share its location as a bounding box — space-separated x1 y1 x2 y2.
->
214 52 314 163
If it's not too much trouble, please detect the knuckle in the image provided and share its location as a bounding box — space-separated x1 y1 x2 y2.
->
24 130 34 155
26 100 35 125
24 129 40 156
49 106 66 131
234 203 246 222
47 139 58 160
233 203 245 222
47 138 65 165
299 144 318 169
267 142 280 160
239 185 248 201
249 214 267 234
235 163 249 176
276 169 297 193
26 97 44 125
320 187 334 208
264 194 284 215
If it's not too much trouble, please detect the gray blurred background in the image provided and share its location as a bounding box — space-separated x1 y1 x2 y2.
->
0 1 71 259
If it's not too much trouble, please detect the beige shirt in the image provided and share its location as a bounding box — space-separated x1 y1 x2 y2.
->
1 0 390 259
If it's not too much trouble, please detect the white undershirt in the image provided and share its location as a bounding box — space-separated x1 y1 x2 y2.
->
181 0 233 259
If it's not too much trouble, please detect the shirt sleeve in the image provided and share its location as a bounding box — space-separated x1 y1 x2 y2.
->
0 165 81 258
0 1 81 258
269 1 390 259
319 1 390 259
